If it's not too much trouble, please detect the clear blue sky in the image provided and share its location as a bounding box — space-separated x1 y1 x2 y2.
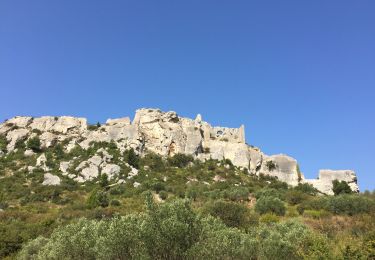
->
1 1 374 190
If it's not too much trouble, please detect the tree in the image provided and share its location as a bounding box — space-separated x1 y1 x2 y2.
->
87 189 109 208
26 136 41 152
203 200 250 228
332 180 352 195
124 148 139 169
167 153 194 168
99 174 109 188
255 196 286 216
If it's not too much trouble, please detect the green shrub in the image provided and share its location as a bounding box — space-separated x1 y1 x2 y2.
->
255 196 286 216
332 180 353 195
87 189 109 208
265 160 277 171
203 200 249 228
223 187 249 202
141 153 165 171
303 209 331 219
99 174 109 188
110 200 121 207
0 135 7 152
259 213 279 224
294 183 318 195
285 190 309 205
159 191 168 200
327 194 375 215
26 136 41 152
151 182 165 193
167 153 194 168
123 148 139 169
255 188 284 200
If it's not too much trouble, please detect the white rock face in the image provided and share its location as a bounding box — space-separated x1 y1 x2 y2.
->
260 154 301 186
81 165 99 181
59 161 70 175
6 128 29 151
24 149 35 157
101 164 121 180
42 173 61 186
6 116 33 128
0 109 360 193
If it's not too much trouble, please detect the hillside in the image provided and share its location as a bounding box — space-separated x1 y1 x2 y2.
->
0 109 373 259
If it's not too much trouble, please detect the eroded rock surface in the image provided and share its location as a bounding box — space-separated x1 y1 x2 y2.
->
0 108 359 194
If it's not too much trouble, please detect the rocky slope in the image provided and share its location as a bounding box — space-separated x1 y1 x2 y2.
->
0 108 359 194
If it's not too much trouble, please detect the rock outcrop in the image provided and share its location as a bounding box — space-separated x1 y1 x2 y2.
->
0 108 359 194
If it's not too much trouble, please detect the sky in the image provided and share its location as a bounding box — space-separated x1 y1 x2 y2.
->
0 1 374 191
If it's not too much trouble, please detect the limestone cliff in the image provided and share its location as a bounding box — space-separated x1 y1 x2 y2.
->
0 108 359 194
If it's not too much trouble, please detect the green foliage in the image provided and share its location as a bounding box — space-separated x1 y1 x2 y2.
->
99 174 109 188
19 198 333 260
0 135 7 152
167 153 194 168
110 199 121 207
255 188 284 200
255 196 286 216
87 189 109 208
203 200 250 228
26 136 41 153
297 194 375 215
332 180 353 195
294 183 318 195
123 148 139 169
266 160 277 171
285 190 309 205
141 153 165 171
158 191 168 200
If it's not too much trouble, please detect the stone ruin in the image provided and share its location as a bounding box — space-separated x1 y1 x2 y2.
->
0 108 359 194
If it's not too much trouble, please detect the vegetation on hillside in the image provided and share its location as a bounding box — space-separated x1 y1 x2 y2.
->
0 140 373 259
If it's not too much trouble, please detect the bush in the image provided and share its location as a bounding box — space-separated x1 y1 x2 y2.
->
285 190 309 205
255 196 286 216
255 188 284 200
167 153 194 168
294 183 318 195
203 200 250 228
266 160 277 171
332 180 352 195
99 174 109 188
26 136 41 152
327 194 375 215
0 135 7 152
159 191 168 200
110 200 121 207
259 213 279 224
141 153 165 171
123 148 139 169
87 189 109 208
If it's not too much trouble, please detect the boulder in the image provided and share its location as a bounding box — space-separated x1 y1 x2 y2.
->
101 164 121 180
59 161 71 175
81 165 99 181
42 173 61 186
24 149 35 157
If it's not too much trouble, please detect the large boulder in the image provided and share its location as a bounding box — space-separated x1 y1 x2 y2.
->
42 173 61 186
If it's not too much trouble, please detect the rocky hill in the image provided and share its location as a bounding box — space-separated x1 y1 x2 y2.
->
0 108 358 195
